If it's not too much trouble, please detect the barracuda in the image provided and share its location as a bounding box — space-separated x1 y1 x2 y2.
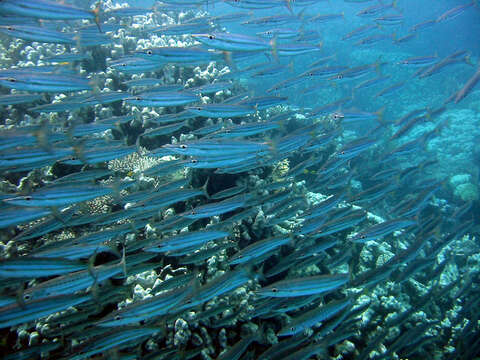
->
0 257 86 278
257 273 349 297
143 230 229 253
21 256 126 301
0 71 91 92
192 32 272 52
186 104 256 118
0 25 76 44
228 236 290 265
3 183 115 207
125 91 199 107
96 285 192 327
277 298 352 336
181 194 249 219
0 0 98 21
351 218 417 243
0 294 90 328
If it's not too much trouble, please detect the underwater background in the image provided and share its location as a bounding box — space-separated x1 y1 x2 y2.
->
0 0 479 359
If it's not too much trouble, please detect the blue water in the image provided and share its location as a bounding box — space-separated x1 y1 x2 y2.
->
0 0 479 359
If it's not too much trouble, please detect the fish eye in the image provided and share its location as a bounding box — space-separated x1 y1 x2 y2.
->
146 49 153 55
7 26 13 31
271 287 278 292
7 77 16 82
180 144 188 149
361 234 366 239
208 35 215 40
24 294 31 300
114 315 121 320
24 196 32 201
290 326 295 331
191 159 198 163
337 74 343 79
135 97 141 100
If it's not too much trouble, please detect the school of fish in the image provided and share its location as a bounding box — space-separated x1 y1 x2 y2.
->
0 0 479 359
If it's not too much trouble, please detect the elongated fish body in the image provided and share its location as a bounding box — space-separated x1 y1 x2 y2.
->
186 104 256 118
257 273 349 297
70 328 159 360
0 207 52 228
135 46 222 65
164 139 269 157
0 72 91 92
181 195 248 219
22 258 125 300
143 230 229 253
0 294 90 328
0 0 96 21
179 267 253 309
453 64 480 103
0 25 76 44
193 33 271 52
351 219 417 243
3 184 114 207
96 286 193 327
277 298 352 336
0 257 86 278
125 91 199 107
228 236 290 265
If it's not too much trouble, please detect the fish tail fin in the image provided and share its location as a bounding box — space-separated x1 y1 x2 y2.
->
297 7 308 22
120 247 127 277
270 36 279 62
464 54 474 66
87 254 98 280
252 263 266 282
223 51 235 70
434 116 451 135
33 120 51 151
376 106 386 125
374 56 385 74
73 139 87 163
351 87 357 101
288 233 297 247
16 287 27 309
93 1 103 33
134 131 142 154
110 178 125 204
287 59 295 73
284 0 293 14
49 207 66 224
201 176 210 199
